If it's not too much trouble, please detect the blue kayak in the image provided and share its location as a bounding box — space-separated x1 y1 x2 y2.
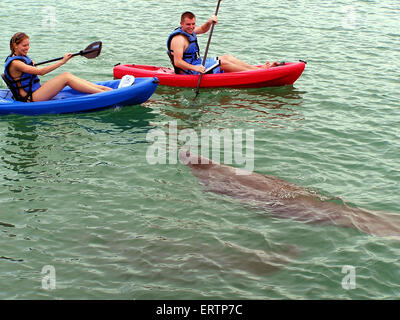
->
0 77 159 115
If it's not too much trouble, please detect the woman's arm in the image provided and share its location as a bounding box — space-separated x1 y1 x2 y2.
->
10 53 72 76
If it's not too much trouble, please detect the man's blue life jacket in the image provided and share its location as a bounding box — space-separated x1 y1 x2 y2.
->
167 27 202 74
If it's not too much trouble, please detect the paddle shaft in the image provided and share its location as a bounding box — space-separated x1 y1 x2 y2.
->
194 0 222 99
34 49 97 66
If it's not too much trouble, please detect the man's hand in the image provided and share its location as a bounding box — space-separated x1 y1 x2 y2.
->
209 15 218 25
195 15 219 34
193 65 206 74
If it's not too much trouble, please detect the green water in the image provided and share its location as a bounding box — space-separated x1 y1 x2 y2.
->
0 0 399 299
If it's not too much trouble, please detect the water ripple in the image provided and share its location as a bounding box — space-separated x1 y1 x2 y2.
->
1 0 399 299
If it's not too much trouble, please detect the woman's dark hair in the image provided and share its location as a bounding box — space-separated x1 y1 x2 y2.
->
10 32 29 54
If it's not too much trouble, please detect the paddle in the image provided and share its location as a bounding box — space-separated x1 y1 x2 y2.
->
34 41 102 66
194 0 222 100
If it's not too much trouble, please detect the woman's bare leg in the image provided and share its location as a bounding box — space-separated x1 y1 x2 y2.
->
33 72 112 101
71 77 113 91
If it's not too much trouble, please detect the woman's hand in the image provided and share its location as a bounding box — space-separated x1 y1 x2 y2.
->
61 53 73 65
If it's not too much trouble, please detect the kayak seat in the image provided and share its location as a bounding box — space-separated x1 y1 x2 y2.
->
167 51 182 74
1 73 20 101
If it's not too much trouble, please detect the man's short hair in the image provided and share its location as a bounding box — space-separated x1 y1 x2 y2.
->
181 11 196 22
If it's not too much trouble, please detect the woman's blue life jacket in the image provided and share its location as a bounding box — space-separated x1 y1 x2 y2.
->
166 27 202 74
4 55 41 102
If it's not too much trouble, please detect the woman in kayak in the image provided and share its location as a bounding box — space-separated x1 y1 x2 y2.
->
4 32 112 102
167 12 279 75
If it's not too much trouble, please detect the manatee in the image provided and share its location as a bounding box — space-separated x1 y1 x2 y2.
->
180 150 400 239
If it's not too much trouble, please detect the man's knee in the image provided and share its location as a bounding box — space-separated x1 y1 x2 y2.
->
220 54 234 62
219 56 234 68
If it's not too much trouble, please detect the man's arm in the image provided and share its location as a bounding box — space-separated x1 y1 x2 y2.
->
194 15 218 35
170 35 205 73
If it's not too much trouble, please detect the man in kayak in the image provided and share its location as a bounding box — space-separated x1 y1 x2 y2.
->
4 32 112 102
167 11 279 75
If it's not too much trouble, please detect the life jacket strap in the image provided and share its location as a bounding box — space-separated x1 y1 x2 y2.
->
2 72 35 102
167 50 184 74
3 56 39 102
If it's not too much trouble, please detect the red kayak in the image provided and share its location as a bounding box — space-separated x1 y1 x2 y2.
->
113 61 306 89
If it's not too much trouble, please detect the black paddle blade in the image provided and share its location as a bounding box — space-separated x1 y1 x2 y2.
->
80 41 102 59
35 41 103 66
